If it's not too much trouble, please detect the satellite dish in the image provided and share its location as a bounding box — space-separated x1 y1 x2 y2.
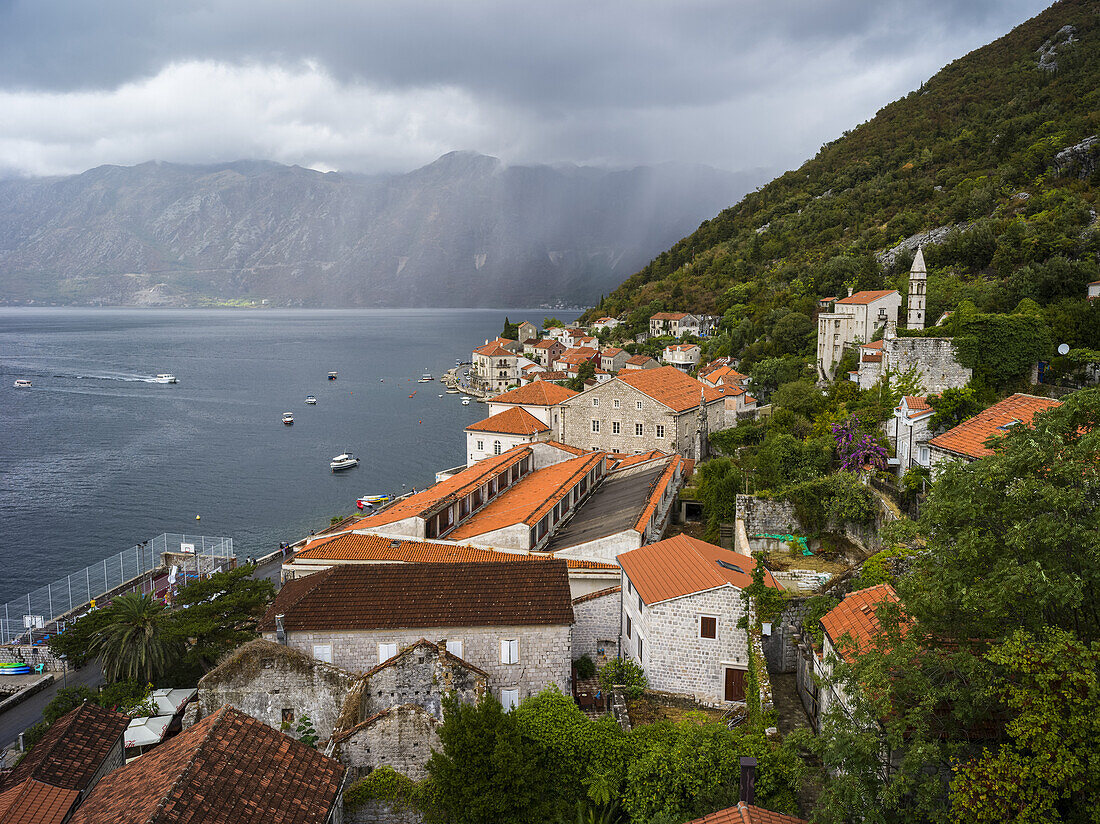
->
1058 343 1070 355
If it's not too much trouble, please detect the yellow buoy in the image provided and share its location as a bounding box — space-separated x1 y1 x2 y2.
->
196 515 201 520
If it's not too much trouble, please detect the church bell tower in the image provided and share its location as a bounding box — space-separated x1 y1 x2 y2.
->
907 247 927 330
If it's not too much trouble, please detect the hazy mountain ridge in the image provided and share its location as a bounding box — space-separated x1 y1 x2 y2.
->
0 152 766 307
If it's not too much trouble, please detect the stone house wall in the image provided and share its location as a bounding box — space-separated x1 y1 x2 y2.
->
198 641 359 741
334 704 440 781
266 623 571 704
622 580 750 706
350 641 487 720
881 337 971 395
736 495 801 536
87 737 126 795
571 587 621 664
761 598 809 674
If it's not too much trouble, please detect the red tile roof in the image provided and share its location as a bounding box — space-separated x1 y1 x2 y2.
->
601 347 624 356
466 407 549 436
533 339 561 350
625 355 657 366
861 340 884 350
618 535 779 604
0 779 81 824
474 343 516 358
447 452 605 539
544 440 588 455
349 447 531 528
835 289 899 305
293 532 616 570
608 450 669 470
700 365 747 386
928 393 1062 459
820 584 902 663
533 371 570 382
259 561 574 631
572 585 621 606
617 366 726 412
3 702 129 792
898 396 932 419
685 802 807 824
664 343 700 352
68 706 343 824
634 455 683 533
651 312 690 320
490 382 578 406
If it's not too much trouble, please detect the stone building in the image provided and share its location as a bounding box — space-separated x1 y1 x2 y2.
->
649 312 700 338
889 396 934 476
618 535 781 706
516 321 538 343
259 560 574 710
623 354 659 370
470 341 518 394
559 366 730 460
927 393 1062 477
907 247 928 330
485 381 578 439
599 347 630 374
662 343 701 373
816 289 901 379
855 329 972 394
197 638 359 744
570 586 621 664
331 703 441 782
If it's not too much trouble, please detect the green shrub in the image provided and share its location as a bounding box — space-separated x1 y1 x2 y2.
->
574 654 597 680
598 659 648 699
344 766 422 813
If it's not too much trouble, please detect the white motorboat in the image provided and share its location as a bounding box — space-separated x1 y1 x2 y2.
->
418 373 434 383
13 379 31 388
328 371 338 380
446 388 459 394
282 412 295 425
154 374 178 384
330 452 359 471
305 395 318 404
461 399 471 406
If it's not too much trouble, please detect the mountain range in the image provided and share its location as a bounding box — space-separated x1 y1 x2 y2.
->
0 152 765 308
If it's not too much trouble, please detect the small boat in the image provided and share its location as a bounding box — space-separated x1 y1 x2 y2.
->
409 390 416 398
418 373 434 383
460 396 472 401
328 372 338 380
461 399 471 406
13 379 31 388
154 374 178 384
282 412 295 425
438 394 444 398
356 494 392 509
446 388 459 394
330 452 359 471
305 395 317 405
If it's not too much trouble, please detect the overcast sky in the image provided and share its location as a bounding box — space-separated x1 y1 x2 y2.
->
0 0 1054 179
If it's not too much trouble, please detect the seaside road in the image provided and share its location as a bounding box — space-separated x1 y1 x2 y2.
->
0 664 104 751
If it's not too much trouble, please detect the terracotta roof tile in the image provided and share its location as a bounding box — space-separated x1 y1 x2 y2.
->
651 312 690 320
861 340 884 350
835 289 899 305
534 371 570 382
543 440 588 455
625 355 657 366
0 779 81 824
601 347 624 356
68 706 343 824
474 343 516 358
616 366 725 412
618 535 780 604
898 396 932 419
260 561 573 632
293 532 615 570
490 382 578 405
928 393 1062 459
447 453 605 539
685 801 807 824
3 703 129 792
820 584 902 663
533 339 561 350
349 447 531 528
465 407 549 436
608 450 669 470
633 455 683 533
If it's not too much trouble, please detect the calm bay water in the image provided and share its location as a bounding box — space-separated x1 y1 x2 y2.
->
0 308 578 605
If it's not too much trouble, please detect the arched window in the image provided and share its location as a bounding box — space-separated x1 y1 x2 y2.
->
493 440 502 455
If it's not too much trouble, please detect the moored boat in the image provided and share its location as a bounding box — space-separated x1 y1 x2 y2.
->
305 395 317 404
13 379 31 388
446 388 459 394
418 372 434 383
330 452 359 471
356 494 392 509
282 412 295 425
328 371 338 380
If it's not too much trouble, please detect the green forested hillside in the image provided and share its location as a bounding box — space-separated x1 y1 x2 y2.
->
590 0 1099 358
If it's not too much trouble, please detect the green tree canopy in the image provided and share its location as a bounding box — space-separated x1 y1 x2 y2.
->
89 593 183 684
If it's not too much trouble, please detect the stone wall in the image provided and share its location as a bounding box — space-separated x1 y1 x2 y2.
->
761 598 809 674
268 623 571 705
880 337 971 394
351 641 487 720
198 639 358 741
0 644 67 671
736 495 801 537
334 704 440 781
346 800 422 824
571 587 620 664
623 583 750 706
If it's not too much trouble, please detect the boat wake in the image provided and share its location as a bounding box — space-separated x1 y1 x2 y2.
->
53 372 169 383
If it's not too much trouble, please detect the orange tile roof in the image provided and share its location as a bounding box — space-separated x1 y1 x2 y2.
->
544 440 588 455
651 312 690 320
601 347 624 356
68 706 343 824
448 452 605 539
533 339 561 350
899 396 932 418
572 585 621 605
608 450 669 470
701 365 747 385
665 343 700 352
534 371 570 382
861 339 884 350
490 381 578 406
928 393 1062 460
617 366 726 412
625 355 657 366
349 448 531 528
466 407 549 436
685 802 807 824
294 532 615 570
820 584 902 663
618 535 779 604
835 289 899 305
861 354 882 363
559 350 598 365
474 343 516 358
634 455 683 533
0 779 81 824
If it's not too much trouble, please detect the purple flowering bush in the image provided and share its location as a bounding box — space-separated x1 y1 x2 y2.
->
832 417 888 472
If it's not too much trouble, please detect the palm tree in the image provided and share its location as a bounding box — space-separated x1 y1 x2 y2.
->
90 593 182 683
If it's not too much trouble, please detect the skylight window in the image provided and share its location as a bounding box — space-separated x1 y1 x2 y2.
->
715 559 745 574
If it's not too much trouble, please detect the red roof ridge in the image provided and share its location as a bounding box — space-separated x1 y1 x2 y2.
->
465 407 549 435
835 289 898 305
633 455 682 533
572 585 622 605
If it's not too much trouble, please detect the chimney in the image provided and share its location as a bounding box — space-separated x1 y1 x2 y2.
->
847 286 854 297
739 756 757 805
275 614 286 645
